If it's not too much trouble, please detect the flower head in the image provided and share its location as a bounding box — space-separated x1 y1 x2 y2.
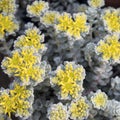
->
51 62 85 99
69 97 89 120
41 11 59 26
47 103 68 120
56 12 73 32
27 0 49 17
67 13 89 39
102 9 120 33
0 14 18 40
91 90 108 109
96 34 120 62
56 12 89 39
0 83 33 118
2 47 45 86
0 92 14 117
88 0 105 8
0 0 16 15
14 25 45 51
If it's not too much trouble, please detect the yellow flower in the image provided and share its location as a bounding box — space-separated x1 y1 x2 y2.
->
10 83 31 99
0 14 18 39
0 0 16 15
56 12 73 32
41 11 59 26
27 0 49 17
102 9 120 33
69 97 89 120
91 90 108 109
2 47 45 85
88 0 105 8
56 12 89 39
0 84 32 118
47 103 68 120
67 13 89 39
14 26 45 51
0 93 15 117
51 62 85 99
96 34 120 62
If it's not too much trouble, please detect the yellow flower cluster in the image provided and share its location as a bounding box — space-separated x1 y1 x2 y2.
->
27 0 49 17
88 0 105 8
0 0 16 15
2 47 45 85
91 90 108 109
102 9 120 33
69 97 89 120
14 26 45 51
0 84 32 118
96 34 120 62
0 14 18 39
41 11 58 26
48 103 68 120
51 62 85 99
56 12 89 39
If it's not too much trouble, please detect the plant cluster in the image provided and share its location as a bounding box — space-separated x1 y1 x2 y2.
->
0 0 120 120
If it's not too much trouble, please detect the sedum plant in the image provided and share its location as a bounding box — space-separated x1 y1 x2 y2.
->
56 12 90 39
0 0 17 15
2 47 45 86
47 103 68 120
91 90 108 110
96 34 120 63
0 14 18 40
51 62 85 99
14 23 45 52
0 0 120 119
0 83 33 119
41 10 59 27
69 97 89 120
27 0 49 17
102 8 120 33
88 0 105 8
